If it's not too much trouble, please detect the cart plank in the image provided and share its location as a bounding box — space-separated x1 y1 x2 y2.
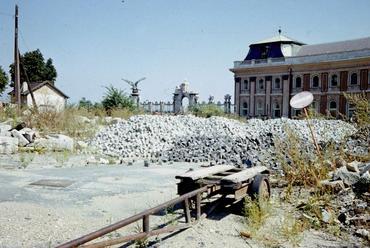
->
176 165 235 180
221 166 268 184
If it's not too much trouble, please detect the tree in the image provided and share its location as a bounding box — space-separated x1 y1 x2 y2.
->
0 66 9 94
9 49 57 83
102 85 135 111
78 97 93 109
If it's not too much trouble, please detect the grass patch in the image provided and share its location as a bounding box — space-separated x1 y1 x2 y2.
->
275 125 331 190
242 195 308 247
243 196 271 236
344 92 370 127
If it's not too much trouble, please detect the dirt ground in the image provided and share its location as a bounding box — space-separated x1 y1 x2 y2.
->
0 155 366 247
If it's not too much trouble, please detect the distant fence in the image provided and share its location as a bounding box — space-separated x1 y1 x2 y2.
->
140 101 235 114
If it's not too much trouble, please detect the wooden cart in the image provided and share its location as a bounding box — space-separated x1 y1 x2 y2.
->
176 164 271 203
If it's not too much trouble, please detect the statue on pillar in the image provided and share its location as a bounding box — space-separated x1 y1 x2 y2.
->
122 77 146 107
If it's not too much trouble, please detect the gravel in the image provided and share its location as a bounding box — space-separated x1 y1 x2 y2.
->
90 115 357 167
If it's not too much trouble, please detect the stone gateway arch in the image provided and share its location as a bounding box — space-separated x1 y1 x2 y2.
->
173 81 199 113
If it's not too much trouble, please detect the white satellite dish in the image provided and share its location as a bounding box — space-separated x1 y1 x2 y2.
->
290 91 314 109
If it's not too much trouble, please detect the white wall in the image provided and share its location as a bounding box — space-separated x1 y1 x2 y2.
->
26 85 66 112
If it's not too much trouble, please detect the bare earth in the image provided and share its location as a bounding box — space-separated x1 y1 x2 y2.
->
0 154 364 247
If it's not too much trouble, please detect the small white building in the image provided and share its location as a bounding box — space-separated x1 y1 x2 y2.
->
11 81 69 111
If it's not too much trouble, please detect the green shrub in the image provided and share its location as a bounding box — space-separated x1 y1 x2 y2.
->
190 104 224 118
102 85 135 111
344 93 370 127
275 125 330 189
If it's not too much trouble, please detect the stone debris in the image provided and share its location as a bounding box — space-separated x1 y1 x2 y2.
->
10 130 30 147
0 136 19 154
0 121 78 153
317 160 370 241
346 125 370 157
34 134 74 152
90 115 357 166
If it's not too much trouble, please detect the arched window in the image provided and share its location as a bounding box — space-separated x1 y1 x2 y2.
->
330 74 338 87
274 78 281 89
258 79 265 90
295 77 302 88
329 101 337 117
350 73 358 85
243 80 249 90
242 102 248 116
256 101 264 116
347 103 355 118
312 75 320 88
272 102 281 118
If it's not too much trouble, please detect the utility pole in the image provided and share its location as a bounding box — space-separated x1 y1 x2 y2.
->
14 4 21 107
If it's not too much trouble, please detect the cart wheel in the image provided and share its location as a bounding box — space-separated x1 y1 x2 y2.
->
249 174 270 202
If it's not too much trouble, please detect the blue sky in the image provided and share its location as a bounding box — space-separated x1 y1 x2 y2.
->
1 0 370 103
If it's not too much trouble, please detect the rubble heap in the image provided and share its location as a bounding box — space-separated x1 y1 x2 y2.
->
0 121 74 153
319 160 370 241
90 115 357 166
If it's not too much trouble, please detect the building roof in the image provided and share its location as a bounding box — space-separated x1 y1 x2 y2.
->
9 81 69 99
296 36 370 56
253 34 305 45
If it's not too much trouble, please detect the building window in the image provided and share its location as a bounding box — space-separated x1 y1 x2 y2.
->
242 102 248 116
329 101 337 117
274 78 281 89
243 80 249 90
258 79 265 90
330 74 338 87
272 102 281 118
312 75 320 88
256 101 264 116
294 76 302 88
350 73 358 85
347 103 355 119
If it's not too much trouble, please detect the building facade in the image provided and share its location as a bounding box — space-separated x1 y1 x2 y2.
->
10 81 69 111
230 33 370 118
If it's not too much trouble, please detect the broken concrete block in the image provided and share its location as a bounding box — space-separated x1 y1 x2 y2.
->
34 134 74 151
333 166 361 186
355 228 370 240
11 130 30 147
76 140 88 149
76 115 91 124
0 124 11 134
320 179 346 192
0 136 18 154
360 163 370 176
335 157 347 168
346 161 361 173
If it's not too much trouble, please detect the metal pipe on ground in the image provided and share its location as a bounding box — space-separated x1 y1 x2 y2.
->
56 186 208 248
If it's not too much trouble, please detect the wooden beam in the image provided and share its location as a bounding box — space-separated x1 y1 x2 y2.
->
221 166 269 184
176 165 235 180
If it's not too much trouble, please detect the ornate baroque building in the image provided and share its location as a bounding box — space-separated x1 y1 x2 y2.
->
230 32 370 118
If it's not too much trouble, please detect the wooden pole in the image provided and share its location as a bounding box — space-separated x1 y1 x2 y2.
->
14 5 21 107
303 107 321 156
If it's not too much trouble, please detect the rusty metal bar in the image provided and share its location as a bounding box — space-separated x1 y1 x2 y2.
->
184 198 191 223
56 186 208 248
143 215 149 233
196 193 201 220
81 224 191 248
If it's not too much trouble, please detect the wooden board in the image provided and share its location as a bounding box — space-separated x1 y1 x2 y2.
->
176 165 235 180
221 166 268 184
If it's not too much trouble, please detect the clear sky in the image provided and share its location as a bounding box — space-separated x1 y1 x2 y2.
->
1 0 370 103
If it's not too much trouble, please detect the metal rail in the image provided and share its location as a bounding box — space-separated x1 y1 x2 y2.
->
56 186 209 248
